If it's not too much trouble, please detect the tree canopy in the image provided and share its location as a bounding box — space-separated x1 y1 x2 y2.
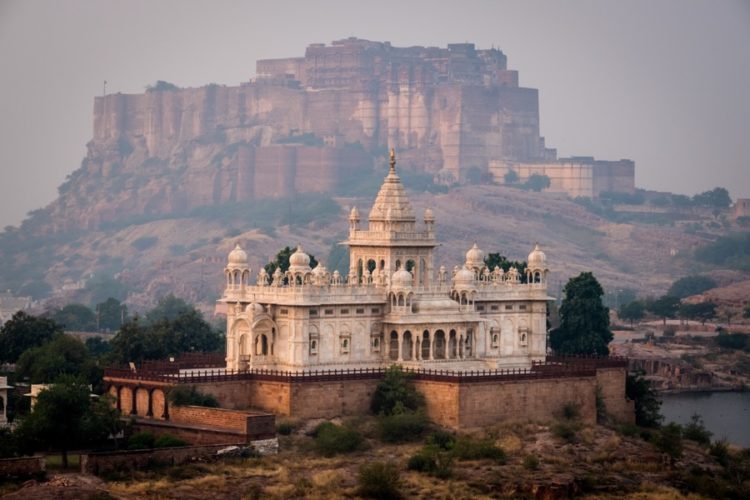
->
549 272 612 355
691 187 732 208
49 303 97 331
0 311 63 363
14 376 122 466
16 334 100 385
96 297 128 331
667 275 717 299
108 301 222 365
679 302 717 325
618 300 646 326
522 174 551 192
264 246 318 276
648 295 681 325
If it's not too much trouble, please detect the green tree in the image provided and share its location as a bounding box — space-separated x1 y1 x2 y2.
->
0 311 63 363
16 335 99 384
549 272 613 355
49 303 96 331
504 169 519 184
108 316 159 364
522 174 551 192
371 365 424 416
744 306 750 319
626 371 662 427
85 336 112 358
15 376 116 467
667 275 717 299
692 187 732 209
679 302 717 325
264 246 318 276
145 294 192 324
618 300 645 326
96 297 128 331
648 295 681 326
151 309 222 356
85 275 128 304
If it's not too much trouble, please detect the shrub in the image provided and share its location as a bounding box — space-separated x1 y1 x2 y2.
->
377 411 428 443
154 434 188 448
523 454 540 470
663 326 677 337
654 422 683 460
562 402 580 421
710 439 731 467
127 432 156 450
552 422 579 444
451 436 506 462
314 422 363 456
131 236 158 251
683 414 712 446
168 386 220 407
407 446 453 478
276 421 297 436
425 430 455 450
616 423 640 438
357 461 401 499
715 333 749 350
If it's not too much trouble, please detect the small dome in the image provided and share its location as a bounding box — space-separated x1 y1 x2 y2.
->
246 303 264 314
465 243 485 268
391 267 413 290
227 244 248 267
527 243 547 269
289 245 311 269
424 208 435 221
349 206 360 221
453 265 476 289
312 262 327 276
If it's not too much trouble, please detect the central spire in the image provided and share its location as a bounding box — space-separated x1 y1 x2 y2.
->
368 148 415 223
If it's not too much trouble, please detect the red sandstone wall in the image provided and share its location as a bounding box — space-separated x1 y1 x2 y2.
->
413 380 461 429
289 379 379 419
0 456 45 478
595 367 635 424
81 443 241 475
170 405 251 433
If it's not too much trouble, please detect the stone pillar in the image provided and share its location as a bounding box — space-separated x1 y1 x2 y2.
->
429 332 434 360
397 331 403 362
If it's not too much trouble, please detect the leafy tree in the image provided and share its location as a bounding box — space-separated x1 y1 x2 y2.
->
145 294 193 324
694 233 750 271
146 80 179 91
679 302 716 325
108 316 159 364
522 174 551 192
744 305 750 319
618 300 646 326
504 169 519 184
626 371 662 428
168 386 219 407
154 308 221 355
484 253 528 282
264 246 318 276
96 297 128 331
692 187 732 209
648 295 681 326
49 303 96 331
667 275 717 299
683 414 712 446
16 334 99 384
0 311 63 363
85 336 112 358
549 272 612 355
15 376 117 467
371 365 424 416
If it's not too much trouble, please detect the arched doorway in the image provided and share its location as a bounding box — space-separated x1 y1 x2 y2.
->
434 330 446 359
389 331 399 360
402 331 413 360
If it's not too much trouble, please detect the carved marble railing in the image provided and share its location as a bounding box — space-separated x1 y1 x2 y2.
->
348 230 436 243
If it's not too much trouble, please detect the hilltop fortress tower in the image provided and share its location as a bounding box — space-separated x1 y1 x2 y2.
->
221 151 551 371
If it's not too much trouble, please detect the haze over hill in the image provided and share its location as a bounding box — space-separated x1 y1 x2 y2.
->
0 36 748 312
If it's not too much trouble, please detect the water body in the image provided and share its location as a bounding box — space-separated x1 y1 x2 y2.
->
660 391 750 448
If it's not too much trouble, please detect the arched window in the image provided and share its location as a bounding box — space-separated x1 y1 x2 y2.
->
421 331 431 359
389 331 399 360
434 330 446 359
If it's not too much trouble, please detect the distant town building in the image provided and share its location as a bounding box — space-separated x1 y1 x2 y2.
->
0 377 12 427
733 198 750 220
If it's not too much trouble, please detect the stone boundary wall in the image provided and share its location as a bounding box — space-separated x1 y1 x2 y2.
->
0 455 45 478
80 443 241 475
131 419 247 445
596 367 635 424
169 405 275 438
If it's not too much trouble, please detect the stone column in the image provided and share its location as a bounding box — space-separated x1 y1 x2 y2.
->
397 331 403 361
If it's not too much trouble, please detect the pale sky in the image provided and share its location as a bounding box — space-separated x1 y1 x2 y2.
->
1 0 749 228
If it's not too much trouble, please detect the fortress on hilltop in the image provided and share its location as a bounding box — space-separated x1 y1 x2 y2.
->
221 150 549 371
67 38 634 231
103 151 634 433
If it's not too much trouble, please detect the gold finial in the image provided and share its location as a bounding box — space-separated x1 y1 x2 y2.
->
389 148 396 173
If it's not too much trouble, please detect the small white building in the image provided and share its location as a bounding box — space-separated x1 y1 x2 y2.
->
221 150 552 371
0 377 12 426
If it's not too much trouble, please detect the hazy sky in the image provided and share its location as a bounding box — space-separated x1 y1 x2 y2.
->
1 0 749 228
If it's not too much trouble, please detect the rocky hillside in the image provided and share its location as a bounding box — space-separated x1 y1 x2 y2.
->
1 168 737 314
